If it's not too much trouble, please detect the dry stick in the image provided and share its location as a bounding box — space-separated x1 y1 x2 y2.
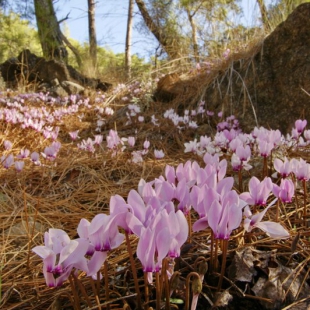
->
27 199 39 269
303 180 307 227
125 232 142 309
185 272 200 310
217 239 228 291
104 261 110 310
155 272 161 310
144 272 150 310
23 188 30 269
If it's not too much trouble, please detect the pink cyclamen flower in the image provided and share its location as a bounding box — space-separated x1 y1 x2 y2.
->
106 129 122 149
109 189 147 235
127 136 136 147
272 179 295 203
17 149 30 159
4 140 12 150
42 146 58 160
1 154 14 169
243 199 289 239
78 138 95 153
208 191 244 240
239 176 273 206
77 214 124 277
69 130 79 140
136 208 188 283
273 157 292 178
32 229 89 287
193 189 245 240
137 225 169 283
295 119 307 134
257 139 274 157
143 140 150 149
154 149 165 159
31 152 41 165
94 134 103 145
15 161 24 172
291 158 310 181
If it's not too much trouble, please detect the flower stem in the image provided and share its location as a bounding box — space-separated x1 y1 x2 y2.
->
69 274 82 310
125 232 142 309
104 261 110 310
217 239 228 291
187 210 192 242
276 199 280 222
303 179 308 227
210 231 214 273
185 272 200 310
238 169 243 193
155 272 161 310
214 238 219 272
90 277 101 310
144 272 150 310
73 274 92 308
263 156 268 178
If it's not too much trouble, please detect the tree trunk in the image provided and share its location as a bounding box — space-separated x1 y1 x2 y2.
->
186 8 199 63
88 0 97 69
34 0 68 62
257 0 271 32
135 0 180 59
125 0 134 79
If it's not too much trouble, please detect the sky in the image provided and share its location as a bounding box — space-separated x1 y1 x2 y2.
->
55 0 274 59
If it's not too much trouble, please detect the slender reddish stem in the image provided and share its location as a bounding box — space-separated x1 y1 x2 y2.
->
155 272 161 310
217 239 228 291
144 272 150 310
125 232 142 309
210 231 214 273
303 180 307 227
104 261 110 310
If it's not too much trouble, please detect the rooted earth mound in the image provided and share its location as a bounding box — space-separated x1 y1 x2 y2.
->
0 49 112 96
154 3 310 134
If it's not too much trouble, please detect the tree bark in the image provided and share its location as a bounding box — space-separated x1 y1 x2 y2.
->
125 0 134 79
88 0 97 69
135 0 180 59
34 0 68 62
257 0 271 32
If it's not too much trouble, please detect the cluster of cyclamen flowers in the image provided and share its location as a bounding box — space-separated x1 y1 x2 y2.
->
0 139 61 171
33 153 290 288
185 119 310 171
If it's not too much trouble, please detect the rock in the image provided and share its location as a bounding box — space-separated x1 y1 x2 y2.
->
153 3 310 134
0 57 20 87
50 84 69 98
61 80 85 94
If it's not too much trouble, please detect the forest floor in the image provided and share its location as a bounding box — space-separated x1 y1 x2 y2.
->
1 79 310 310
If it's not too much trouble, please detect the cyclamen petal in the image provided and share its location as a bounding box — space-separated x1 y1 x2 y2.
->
192 216 209 232
255 221 289 239
87 251 108 277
